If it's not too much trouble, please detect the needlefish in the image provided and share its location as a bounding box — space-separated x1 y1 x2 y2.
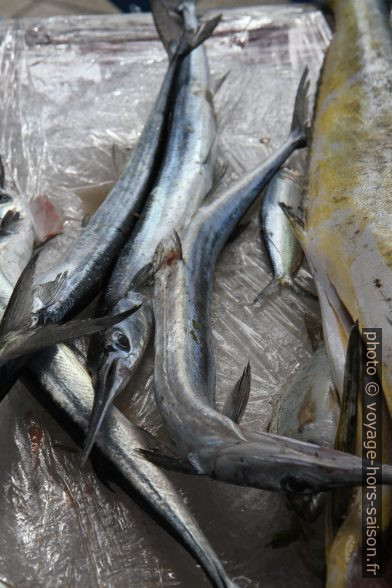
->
0 213 236 588
0 1 221 396
82 0 218 463
139 70 392 491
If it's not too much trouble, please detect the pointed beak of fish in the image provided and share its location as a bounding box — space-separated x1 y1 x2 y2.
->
80 351 130 467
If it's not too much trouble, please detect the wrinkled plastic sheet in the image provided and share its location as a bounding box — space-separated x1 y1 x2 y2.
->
0 7 331 588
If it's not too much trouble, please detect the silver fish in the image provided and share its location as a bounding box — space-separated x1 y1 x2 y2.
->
82 0 218 463
30 7 219 327
0 274 236 588
0 162 34 308
269 329 340 520
20 344 236 588
254 166 304 304
0 244 143 397
146 72 392 492
0 5 221 396
270 349 339 449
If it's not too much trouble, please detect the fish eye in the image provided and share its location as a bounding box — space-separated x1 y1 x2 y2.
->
110 330 131 353
0 191 12 204
280 474 313 494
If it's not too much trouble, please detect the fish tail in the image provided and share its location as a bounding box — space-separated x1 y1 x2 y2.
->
0 305 142 364
253 276 317 306
151 0 220 60
252 277 284 305
290 66 311 148
253 278 278 305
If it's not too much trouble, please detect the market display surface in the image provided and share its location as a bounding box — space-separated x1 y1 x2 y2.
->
0 1 389 587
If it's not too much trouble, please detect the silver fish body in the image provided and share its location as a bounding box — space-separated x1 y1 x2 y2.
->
260 167 303 289
83 0 218 461
151 71 392 492
0 184 34 304
0 274 235 588
271 345 339 448
153 231 388 493
270 344 340 520
20 344 236 588
32 55 177 325
104 5 216 307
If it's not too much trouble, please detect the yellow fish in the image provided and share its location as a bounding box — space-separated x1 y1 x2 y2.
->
301 0 392 407
299 1 392 585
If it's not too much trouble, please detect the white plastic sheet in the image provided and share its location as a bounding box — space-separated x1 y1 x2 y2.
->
0 6 331 587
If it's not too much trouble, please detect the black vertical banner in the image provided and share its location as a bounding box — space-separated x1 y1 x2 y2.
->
362 328 383 578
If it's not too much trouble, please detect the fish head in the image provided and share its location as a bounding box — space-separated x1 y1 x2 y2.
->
95 292 154 402
209 434 392 492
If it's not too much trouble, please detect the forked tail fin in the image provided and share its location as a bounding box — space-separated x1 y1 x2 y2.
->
151 0 221 60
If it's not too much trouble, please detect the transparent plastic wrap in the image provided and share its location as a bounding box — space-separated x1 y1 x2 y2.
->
0 7 331 587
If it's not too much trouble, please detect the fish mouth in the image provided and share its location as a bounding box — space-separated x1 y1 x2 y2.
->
80 351 132 466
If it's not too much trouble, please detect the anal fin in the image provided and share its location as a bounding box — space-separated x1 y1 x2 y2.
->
222 362 251 424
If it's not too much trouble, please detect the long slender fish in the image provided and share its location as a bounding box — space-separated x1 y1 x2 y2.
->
82 0 218 462
254 166 304 304
295 0 392 410
21 346 236 588
30 6 219 328
144 71 392 492
0 244 142 393
0 274 236 588
0 6 220 396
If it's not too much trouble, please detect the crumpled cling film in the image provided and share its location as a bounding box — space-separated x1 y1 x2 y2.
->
0 7 331 588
